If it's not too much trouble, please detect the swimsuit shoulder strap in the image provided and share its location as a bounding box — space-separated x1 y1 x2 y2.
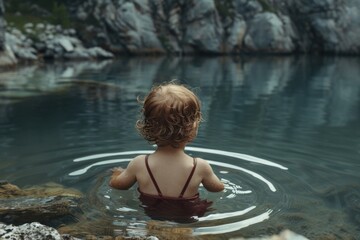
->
179 157 197 198
145 155 163 197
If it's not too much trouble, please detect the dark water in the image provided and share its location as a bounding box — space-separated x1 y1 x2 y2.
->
0 57 359 239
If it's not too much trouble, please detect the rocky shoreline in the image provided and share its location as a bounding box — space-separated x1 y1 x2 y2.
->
1 0 360 66
0 21 115 66
0 181 309 240
0 222 309 240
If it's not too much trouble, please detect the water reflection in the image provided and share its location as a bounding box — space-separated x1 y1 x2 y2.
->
0 56 359 238
1 57 359 128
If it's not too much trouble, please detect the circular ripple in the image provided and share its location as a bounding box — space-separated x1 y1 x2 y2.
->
67 147 288 236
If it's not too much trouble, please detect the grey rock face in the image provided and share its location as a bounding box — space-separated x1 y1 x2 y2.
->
0 0 4 51
244 12 296 53
72 0 165 54
286 0 360 53
183 0 223 53
2 0 360 56
62 0 313 54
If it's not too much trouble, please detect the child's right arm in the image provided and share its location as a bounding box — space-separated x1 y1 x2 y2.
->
109 159 138 190
200 159 224 192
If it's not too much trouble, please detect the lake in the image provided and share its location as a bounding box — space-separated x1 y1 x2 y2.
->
0 56 359 239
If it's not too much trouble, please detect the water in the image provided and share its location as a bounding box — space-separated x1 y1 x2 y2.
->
0 56 359 239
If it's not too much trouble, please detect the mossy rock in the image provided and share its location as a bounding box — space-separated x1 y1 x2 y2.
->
0 181 83 225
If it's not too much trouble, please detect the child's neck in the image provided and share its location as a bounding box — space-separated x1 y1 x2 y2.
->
155 144 186 155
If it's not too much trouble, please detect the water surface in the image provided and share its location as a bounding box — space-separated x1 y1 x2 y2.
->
0 57 359 239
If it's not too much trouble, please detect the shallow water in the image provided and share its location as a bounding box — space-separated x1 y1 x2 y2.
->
0 56 359 239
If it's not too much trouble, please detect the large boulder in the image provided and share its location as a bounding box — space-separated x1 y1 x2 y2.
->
72 0 165 54
182 0 223 53
0 181 83 225
244 12 296 53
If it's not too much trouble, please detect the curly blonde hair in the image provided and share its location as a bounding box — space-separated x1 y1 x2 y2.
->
136 82 202 147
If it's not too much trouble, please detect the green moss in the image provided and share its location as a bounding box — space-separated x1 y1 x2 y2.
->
258 0 276 13
6 0 58 13
51 2 71 28
5 0 73 29
214 0 234 19
5 14 50 31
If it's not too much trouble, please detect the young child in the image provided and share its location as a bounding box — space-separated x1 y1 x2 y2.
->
109 82 224 221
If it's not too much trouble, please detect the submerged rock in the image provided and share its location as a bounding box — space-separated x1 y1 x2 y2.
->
0 182 83 225
0 222 310 240
230 229 309 240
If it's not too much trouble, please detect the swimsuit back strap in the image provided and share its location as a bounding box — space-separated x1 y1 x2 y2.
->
179 157 197 198
145 155 163 197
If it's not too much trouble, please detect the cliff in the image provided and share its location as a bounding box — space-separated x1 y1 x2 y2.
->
2 0 360 57
64 0 360 55
0 0 4 50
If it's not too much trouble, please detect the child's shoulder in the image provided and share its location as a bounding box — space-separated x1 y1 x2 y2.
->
132 154 147 162
127 154 146 168
194 157 213 172
194 157 210 167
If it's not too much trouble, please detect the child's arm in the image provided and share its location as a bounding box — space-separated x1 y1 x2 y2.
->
200 159 224 192
109 159 137 190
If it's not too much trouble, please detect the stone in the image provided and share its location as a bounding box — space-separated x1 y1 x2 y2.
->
225 16 247 52
0 222 81 240
58 37 75 52
0 45 18 66
0 0 4 50
36 23 45 30
86 47 114 58
183 0 223 53
244 12 295 53
0 182 83 225
230 229 309 240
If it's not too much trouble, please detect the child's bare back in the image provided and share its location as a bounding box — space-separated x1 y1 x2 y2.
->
110 147 224 198
109 82 223 221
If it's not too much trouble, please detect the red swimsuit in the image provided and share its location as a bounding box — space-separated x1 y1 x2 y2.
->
138 155 212 222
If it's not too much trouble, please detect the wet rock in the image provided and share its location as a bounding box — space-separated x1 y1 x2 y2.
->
145 221 194 239
225 16 247 53
0 44 18 67
0 222 81 240
3 22 114 62
230 229 309 240
5 31 37 61
0 182 83 225
319 184 360 229
58 37 75 52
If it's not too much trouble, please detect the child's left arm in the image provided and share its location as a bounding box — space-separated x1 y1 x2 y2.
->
109 160 137 190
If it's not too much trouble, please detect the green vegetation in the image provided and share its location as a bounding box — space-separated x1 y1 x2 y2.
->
214 0 235 19
258 0 276 13
5 14 46 31
4 0 73 29
51 3 71 28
